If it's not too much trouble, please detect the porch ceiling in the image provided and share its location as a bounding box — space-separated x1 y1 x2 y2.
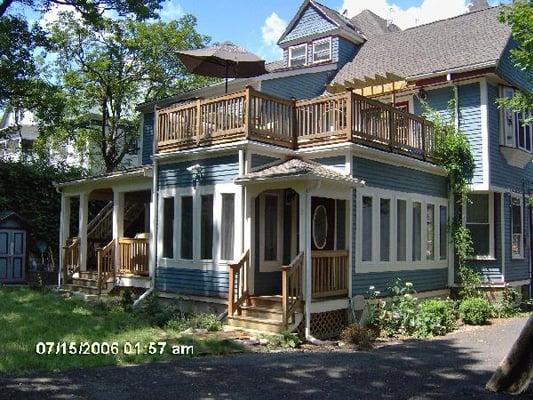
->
234 158 363 187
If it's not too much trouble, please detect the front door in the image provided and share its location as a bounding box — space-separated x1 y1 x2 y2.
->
0 230 26 282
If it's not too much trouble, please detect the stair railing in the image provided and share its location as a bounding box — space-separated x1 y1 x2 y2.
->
227 250 250 316
96 239 115 295
282 252 304 327
62 237 80 284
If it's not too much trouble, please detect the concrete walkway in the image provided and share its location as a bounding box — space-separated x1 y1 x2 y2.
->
0 316 530 400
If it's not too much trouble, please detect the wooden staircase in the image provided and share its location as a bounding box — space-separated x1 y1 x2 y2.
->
227 295 303 333
63 271 114 296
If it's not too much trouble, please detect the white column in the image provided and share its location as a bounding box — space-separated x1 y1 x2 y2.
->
113 190 125 269
149 191 157 280
78 192 89 272
298 188 312 339
246 188 256 295
58 194 71 286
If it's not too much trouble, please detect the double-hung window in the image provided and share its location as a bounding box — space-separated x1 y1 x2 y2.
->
289 44 307 67
501 86 533 152
511 196 523 259
312 38 331 63
465 193 493 258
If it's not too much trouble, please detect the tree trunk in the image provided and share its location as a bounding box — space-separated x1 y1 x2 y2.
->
486 315 533 394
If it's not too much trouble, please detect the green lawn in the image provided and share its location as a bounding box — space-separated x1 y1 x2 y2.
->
0 287 242 374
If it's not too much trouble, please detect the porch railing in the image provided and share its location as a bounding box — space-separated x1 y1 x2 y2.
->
157 87 435 161
227 250 250 316
282 252 304 327
62 237 80 283
118 237 149 276
311 250 349 299
96 239 115 294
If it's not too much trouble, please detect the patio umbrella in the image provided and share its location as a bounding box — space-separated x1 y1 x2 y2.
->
176 41 267 93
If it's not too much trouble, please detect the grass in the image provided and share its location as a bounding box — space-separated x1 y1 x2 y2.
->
0 287 243 374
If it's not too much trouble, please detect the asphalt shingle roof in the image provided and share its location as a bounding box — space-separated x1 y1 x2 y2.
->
350 10 401 39
332 6 511 86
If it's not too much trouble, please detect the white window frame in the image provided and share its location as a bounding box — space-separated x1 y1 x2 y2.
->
511 194 524 259
259 190 284 272
288 43 307 67
312 37 332 64
355 187 448 273
463 192 495 260
500 86 533 152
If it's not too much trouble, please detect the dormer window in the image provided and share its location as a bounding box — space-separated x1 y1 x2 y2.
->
289 44 307 67
312 37 331 63
501 86 532 152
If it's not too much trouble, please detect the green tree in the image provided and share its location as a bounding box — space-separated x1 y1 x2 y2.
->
498 0 533 122
44 12 212 172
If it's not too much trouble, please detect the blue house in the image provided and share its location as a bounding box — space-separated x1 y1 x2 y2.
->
57 1 532 339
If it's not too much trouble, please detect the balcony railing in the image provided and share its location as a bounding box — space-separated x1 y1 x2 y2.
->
156 86 435 161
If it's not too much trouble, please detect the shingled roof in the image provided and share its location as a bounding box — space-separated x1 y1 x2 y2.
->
331 6 512 86
234 158 362 186
350 9 401 39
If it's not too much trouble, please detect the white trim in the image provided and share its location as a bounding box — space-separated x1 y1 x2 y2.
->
501 192 506 282
510 193 524 260
288 43 308 68
405 60 497 81
258 191 284 272
464 192 495 259
480 78 490 189
310 298 349 313
312 37 332 64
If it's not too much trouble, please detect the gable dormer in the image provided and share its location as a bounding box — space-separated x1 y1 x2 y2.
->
277 0 364 70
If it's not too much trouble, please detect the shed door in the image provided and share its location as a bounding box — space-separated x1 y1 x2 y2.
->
0 230 26 282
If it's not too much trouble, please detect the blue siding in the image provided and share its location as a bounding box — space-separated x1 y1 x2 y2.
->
142 113 154 165
312 155 346 170
280 4 336 44
261 71 336 99
413 86 453 118
503 193 530 282
158 155 239 188
458 83 483 185
497 41 533 93
281 37 357 69
353 157 448 198
155 267 229 298
251 154 280 169
337 38 358 67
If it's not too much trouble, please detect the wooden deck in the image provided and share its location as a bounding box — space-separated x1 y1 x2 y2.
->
156 86 435 161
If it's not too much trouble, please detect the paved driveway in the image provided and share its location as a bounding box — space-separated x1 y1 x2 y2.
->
0 316 530 400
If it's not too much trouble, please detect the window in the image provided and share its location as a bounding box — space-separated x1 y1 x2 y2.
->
221 194 235 261
362 196 373 261
439 206 448 260
380 199 391 261
412 202 422 261
396 199 407 261
426 204 435 260
289 44 307 67
180 196 193 260
501 86 533 152
465 193 492 258
511 196 523 259
162 197 174 258
313 205 328 250
260 192 283 270
200 194 214 260
312 38 331 63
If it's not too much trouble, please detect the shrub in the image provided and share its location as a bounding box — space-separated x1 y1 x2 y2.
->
459 297 492 325
492 287 522 318
457 265 483 299
415 299 457 337
340 324 375 350
278 331 302 348
135 296 183 327
121 289 134 312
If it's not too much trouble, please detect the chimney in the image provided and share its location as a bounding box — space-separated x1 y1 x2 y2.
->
468 0 489 12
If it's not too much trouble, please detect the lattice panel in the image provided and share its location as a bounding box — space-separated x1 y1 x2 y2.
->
310 309 347 340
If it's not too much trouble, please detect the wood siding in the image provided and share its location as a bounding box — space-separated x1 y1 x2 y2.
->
155 267 229 298
261 71 335 100
280 4 336 44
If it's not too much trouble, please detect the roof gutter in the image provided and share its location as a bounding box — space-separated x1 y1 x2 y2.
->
406 60 498 82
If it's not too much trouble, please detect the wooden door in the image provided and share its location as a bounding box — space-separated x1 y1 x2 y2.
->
0 230 26 282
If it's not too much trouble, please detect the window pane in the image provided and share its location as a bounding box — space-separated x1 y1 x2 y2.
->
397 199 407 261
427 204 435 260
180 196 193 259
336 200 346 250
512 198 522 257
264 194 278 261
362 196 373 261
439 206 448 260
162 198 174 258
221 194 235 260
313 40 330 62
412 202 421 261
200 195 214 259
290 45 306 66
467 194 488 223
469 224 490 256
380 199 390 261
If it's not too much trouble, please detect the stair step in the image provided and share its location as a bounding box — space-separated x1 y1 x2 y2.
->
71 277 99 288
249 295 283 308
78 271 98 280
227 315 287 333
64 284 102 295
240 306 284 321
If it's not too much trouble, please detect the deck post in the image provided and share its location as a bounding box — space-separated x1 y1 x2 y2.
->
78 191 89 272
58 193 71 287
244 86 252 139
112 190 125 273
346 89 354 141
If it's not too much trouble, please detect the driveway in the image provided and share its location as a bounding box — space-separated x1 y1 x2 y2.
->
0 316 530 400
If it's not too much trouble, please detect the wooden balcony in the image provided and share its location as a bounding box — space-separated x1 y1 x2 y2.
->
156 86 436 161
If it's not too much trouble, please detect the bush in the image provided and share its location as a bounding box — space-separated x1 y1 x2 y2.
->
278 331 302 348
415 299 457 337
134 296 183 327
457 265 483 299
377 280 419 337
459 297 492 325
340 324 375 349
492 287 522 318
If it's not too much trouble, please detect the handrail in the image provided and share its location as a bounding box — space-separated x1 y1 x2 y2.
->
96 239 115 295
311 250 349 299
118 237 149 276
62 237 80 284
227 250 250 316
282 252 304 327
87 201 113 235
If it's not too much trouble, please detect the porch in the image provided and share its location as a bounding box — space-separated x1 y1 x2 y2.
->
226 159 358 334
58 168 154 294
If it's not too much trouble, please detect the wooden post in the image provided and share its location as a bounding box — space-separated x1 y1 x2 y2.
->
78 192 89 272
282 266 288 326
244 86 252 139
421 122 427 160
346 89 354 141
195 98 202 143
96 247 102 295
291 98 298 149
228 265 235 316
389 110 396 151
486 315 533 394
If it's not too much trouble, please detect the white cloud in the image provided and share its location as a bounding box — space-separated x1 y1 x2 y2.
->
160 0 184 21
340 0 470 29
259 12 287 60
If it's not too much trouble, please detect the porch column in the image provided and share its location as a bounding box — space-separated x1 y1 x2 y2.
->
78 191 89 272
298 187 312 339
113 190 125 270
58 193 71 286
244 187 256 295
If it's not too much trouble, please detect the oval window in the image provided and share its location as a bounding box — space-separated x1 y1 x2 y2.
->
313 205 328 249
